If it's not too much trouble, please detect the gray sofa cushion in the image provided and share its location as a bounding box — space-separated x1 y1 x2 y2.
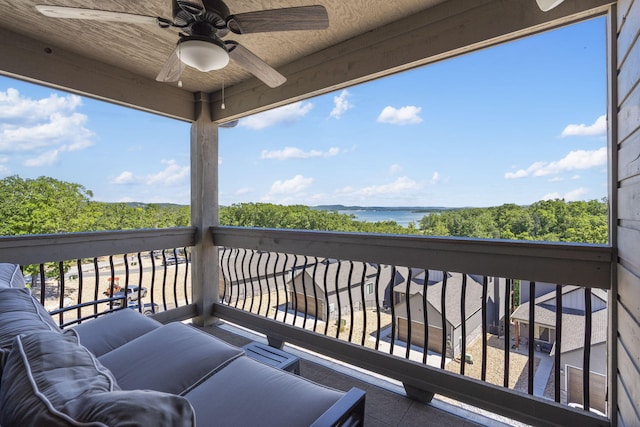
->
64 390 195 426
185 356 346 427
99 322 244 395
0 330 194 426
0 263 25 289
66 308 162 357
0 330 118 426
0 288 60 351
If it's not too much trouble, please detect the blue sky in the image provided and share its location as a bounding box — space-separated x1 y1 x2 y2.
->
0 17 607 208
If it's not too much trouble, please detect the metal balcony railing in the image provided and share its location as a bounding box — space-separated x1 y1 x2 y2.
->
0 228 197 327
0 225 613 427
211 226 613 427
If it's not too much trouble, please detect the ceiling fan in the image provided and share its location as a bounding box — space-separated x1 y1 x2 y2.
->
35 0 329 88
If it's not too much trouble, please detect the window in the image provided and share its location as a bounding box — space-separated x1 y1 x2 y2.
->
366 282 374 294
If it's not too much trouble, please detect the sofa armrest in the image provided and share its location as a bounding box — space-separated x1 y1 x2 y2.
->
310 387 366 427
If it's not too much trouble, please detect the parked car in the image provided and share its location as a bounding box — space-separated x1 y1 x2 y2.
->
125 302 159 317
111 285 147 302
162 256 188 266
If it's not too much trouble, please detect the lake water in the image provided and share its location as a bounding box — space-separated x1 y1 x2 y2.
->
337 209 430 227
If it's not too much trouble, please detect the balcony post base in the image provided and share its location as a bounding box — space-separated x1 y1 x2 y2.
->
403 383 435 403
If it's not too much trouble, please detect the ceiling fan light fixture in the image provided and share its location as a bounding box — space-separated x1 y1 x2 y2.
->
178 36 229 72
535 0 565 11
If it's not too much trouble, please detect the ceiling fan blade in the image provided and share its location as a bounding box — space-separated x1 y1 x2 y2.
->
35 5 159 25
226 5 328 34
156 47 185 82
220 120 239 128
226 41 286 88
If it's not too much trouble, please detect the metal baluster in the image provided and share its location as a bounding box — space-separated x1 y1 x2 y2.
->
273 253 281 321
323 259 331 336
123 253 133 313
460 274 467 375
283 253 290 325
109 256 116 310
262 251 271 317
504 278 511 388
528 281 535 394
172 248 179 309
183 247 189 305
238 249 248 311
291 256 299 326
311 257 320 333
301 256 309 329
374 265 382 351
76 259 83 323
39 264 46 305
422 269 430 365
247 250 257 313
554 284 562 402
160 251 168 311
360 262 368 347
58 261 65 326
137 253 144 311
481 276 488 381
149 251 156 313
92 258 99 316
583 288 592 411
440 272 448 370
335 261 343 340
347 261 355 343
389 266 397 355
405 267 413 359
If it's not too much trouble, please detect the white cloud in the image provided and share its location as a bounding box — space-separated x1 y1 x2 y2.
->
24 150 59 167
430 171 441 184
329 90 353 119
561 115 606 137
241 102 313 130
269 174 313 195
235 187 252 195
111 160 189 186
504 147 606 179
389 164 402 175
338 176 422 197
145 159 189 185
111 171 136 185
0 88 94 165
542 187 589 201
377 106 423 125
0 88 81 121
261 146 340 160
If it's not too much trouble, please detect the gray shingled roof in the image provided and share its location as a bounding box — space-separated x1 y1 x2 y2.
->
394 271 485 328
511 286 608 354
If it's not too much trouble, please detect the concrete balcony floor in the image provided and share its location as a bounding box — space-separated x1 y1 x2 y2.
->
195 321 527 427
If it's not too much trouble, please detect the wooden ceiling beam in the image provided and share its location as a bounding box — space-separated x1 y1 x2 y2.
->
0 27 195 122
211 0 613 123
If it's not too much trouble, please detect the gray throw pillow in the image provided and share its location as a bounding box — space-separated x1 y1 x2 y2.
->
0 263 26 289
0 288 60 351
0 330 194 426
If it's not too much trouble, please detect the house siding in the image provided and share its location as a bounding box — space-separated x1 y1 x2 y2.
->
616 0 640 425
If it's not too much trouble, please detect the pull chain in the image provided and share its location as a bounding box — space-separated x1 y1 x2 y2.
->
221 75 226 110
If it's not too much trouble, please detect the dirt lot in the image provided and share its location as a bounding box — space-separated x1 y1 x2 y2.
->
445 334 539 392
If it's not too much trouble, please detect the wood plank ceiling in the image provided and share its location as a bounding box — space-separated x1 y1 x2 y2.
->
0 0 612 122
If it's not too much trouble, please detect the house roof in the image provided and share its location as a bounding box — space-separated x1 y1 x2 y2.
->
0 1 610 123
394 271 486 328
511 285 608 354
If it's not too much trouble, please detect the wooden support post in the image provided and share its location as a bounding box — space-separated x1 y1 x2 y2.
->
191 92 219 327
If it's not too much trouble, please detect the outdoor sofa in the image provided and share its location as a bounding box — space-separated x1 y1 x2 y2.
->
0 263 365 426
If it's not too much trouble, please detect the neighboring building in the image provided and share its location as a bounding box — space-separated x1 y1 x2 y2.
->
286 260 399 321
511 286 608 413
393 271 507 358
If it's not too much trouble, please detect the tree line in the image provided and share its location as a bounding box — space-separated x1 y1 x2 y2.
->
0 176 607 244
